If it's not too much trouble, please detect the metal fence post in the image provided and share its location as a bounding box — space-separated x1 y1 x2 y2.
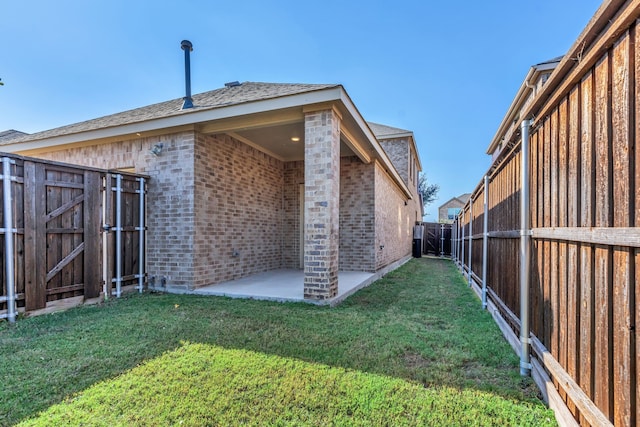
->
2 157 16 323
520 119 532 376
482 175 489 310
454 217 458 264
137 177 145 293
456 216 461 266
115 174 122 298
460 214 465 272
468 197 473 286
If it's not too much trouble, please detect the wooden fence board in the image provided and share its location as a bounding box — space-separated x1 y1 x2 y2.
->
541 121 552 351
84 171 101 299
635 19 640 427
23 162 39 311
530 131 542 338
594 51 613 420
558 99 569 391
612 30 634 427
34 163 47 309
578 70 595 418
566 86 580 418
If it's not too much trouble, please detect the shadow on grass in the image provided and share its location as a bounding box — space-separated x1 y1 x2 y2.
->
0 258 552 426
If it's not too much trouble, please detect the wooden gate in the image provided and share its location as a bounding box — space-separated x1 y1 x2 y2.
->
422 222 452 257
1 154 146 321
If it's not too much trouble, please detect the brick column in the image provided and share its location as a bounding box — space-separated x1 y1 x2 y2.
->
303 108 341 300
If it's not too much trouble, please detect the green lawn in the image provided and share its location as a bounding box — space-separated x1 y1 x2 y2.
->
0 258 556 426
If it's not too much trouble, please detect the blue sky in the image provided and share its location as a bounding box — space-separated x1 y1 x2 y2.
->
1 0 603 219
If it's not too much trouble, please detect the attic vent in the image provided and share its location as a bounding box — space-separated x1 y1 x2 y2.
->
224 81 241 88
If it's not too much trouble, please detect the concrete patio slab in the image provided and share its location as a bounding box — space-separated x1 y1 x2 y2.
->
191 270 373 305
188 255 412 306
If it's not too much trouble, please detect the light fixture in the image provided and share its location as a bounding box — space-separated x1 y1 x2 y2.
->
149 143 164 156
290 137 300 142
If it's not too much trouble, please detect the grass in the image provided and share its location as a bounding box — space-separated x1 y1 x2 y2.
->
0 258 556 426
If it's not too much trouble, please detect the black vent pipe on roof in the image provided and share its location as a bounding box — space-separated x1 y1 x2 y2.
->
181 40 194 110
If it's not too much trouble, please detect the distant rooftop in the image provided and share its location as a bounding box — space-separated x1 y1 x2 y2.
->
367 122 412 138
535 55 563 67
0 129 29 142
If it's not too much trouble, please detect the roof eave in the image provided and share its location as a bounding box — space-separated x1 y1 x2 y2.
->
4 84 414 200
337 89 414 199
3 87 346 153
486 67 536 155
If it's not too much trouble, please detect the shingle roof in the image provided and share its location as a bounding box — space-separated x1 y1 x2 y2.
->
0 129 29 142
1 82 340 145
535 55 563 67
458 193 471 203
367 122 412 138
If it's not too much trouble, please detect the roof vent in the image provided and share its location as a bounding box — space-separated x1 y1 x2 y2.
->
224 81 241 88
180 40 194 110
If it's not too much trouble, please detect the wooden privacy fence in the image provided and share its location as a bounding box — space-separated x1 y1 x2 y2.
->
453 2 640 426
0 153 147 322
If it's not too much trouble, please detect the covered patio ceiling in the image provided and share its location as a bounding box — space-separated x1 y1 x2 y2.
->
195 106 370 163
229 122 357 162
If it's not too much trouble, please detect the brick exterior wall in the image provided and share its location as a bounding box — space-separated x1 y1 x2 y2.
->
303 109 340 299
374 162 415 269
282 160 305 269
27 117 422 296
192 133 284 288
31 131 199 288
379 138 409 185
339 156 375 271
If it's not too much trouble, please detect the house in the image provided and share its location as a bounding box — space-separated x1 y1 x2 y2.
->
438 193 470 223
0 82 422 301
486 56 562 161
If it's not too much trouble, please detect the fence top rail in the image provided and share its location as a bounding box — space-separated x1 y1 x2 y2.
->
0 151 149 179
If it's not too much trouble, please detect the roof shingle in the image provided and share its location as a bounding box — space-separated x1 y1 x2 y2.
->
1 82 339 145
367 122 412 138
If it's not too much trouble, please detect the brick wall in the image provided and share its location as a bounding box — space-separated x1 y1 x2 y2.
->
282 161 304 269
379 138 409 185
30 131 199 288
339 156 375 271
374 162 415 269
192 133 284 287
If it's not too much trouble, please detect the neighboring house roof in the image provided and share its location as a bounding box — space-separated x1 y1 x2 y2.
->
486 56 563 156
367 121 422 172
1 83 338 146
368 122 412 138
438 193 471 210
0 129 29 142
